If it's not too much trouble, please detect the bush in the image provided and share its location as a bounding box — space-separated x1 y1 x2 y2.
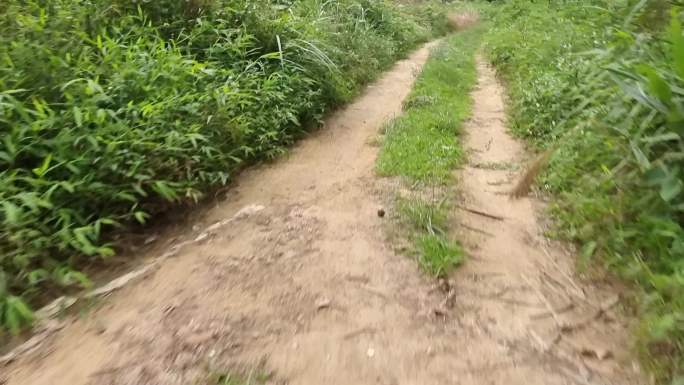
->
0 0 449 334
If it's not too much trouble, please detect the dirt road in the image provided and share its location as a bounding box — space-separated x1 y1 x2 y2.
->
3 42 644 385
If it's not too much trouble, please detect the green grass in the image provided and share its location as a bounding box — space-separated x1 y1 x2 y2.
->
479 0 684 382
398 197 448 233
377 25 483 278
416 233 463 277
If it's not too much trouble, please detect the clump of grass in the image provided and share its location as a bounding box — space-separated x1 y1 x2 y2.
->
395 196 463 278
416 234 463 277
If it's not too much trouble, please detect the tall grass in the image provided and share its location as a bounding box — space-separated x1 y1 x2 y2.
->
481 0 684 381
0 0 451 335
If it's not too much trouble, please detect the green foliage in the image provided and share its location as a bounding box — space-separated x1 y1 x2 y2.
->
0 0 450 334
378 27 483 278
481 0 684 381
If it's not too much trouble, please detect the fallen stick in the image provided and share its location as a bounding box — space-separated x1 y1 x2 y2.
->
522 273 564 328
343 327 377 340
530 303 575 320
561 295 620 333
529 329 561 353
458 223 495 236
558 365 604 385
455 204 506 221
541 247 588 302
470 291 544 308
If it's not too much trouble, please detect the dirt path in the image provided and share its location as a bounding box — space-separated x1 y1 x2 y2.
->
451 57 645 385
2 44 645 385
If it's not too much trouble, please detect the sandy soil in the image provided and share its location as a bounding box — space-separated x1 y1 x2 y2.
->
1 44 646 385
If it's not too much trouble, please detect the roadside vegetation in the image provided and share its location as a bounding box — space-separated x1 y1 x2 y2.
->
0 0 455 335
479 0 684 382
377 25 483 278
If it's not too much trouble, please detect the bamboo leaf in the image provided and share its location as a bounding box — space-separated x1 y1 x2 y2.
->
670 9 684 79
32 154 52 178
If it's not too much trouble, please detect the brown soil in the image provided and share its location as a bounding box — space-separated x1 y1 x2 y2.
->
2 44 646 385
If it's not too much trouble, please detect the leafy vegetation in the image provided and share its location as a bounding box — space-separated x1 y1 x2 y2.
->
378 26 483 277
0 0 453 334
480 0 684 381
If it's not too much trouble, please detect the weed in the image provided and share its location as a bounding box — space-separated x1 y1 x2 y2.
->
416 233 463 278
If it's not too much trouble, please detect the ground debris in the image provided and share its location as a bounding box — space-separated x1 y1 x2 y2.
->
580 346 613 361
455 204 506 221
315 297 332 310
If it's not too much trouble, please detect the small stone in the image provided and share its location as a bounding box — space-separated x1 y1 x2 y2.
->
183 331 216 348
144 235 158 245
580 346 613 360
93 320 107 335
438 278 450 292
174 352 195 368
316 297 331 310
433 307 448 317
377 208 386 218
597 349 613 360
367 347 375 358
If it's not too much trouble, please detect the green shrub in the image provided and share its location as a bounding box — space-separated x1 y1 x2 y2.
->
0 0 449 334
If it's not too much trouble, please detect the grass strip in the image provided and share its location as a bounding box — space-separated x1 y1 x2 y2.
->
376 25 484 277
